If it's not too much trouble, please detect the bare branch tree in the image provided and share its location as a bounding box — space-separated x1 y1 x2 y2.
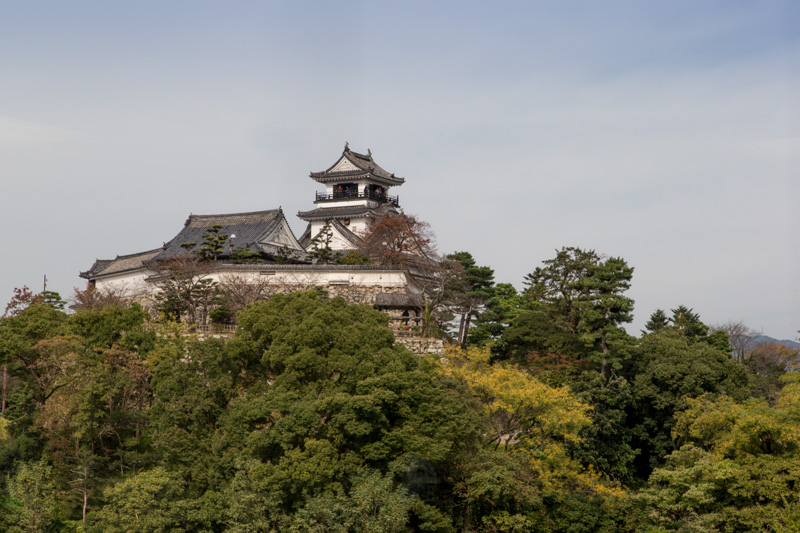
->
70 284 130 311
711 320 760 364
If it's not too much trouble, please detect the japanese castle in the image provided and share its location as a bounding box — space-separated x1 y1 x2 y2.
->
80 146 431 342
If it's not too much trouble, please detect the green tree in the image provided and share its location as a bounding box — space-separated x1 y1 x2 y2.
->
149 292 475 529
271 244 302 264
641 387 800 531
523 247 602 334
70 303 154 353
668 305 708 339
467 283 523 350
523 247 634 375
32 340 153 526
308 224 340 264
500 304 587 364
335 250 372 265
643 309 669 334
438 346 628 529
444 251 495 347
288 468 418 532
198 224 228 261
2 459 60 533
230 245 263 264
647 306 734 355
153 256 221 325
627 331 750 477
568 371 638 485
88 466 212 532
746 342 800 403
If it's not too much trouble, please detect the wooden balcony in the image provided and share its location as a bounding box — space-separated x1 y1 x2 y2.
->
315 190 399 207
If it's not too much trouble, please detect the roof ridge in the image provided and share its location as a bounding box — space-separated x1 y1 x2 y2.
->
189 209 280 220
330 219 365 247
111 248 163 260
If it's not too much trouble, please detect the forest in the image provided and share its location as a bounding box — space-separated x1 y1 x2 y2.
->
1 222 799 531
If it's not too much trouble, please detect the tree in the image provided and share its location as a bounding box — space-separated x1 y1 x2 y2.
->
467 283 523 350
205 292 475 529
500 305 587 364
668 305 708 339
567 371 638 485
359 212 437 268
270 244 304 264
523 247 635 375
288 469 418 532
197 224 228 262
643 309 668 334
307 223 340 264
437 346 627 528
152 256 220 325
3 287 66 316
89 467 201 532
2 459 60 533
523 247 601 335
745 342 799 403
444 251 495 347
580 256 635 375
641 388 800 531
39 291 67 311
230 245 262 264
33 342 153 527
712 320 760 364
335 250 371 265
71 284 128 312
3 286 38 318
216 272 279 315
627 330 751 476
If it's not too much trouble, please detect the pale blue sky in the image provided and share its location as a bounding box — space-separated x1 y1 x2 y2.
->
1 1 798 339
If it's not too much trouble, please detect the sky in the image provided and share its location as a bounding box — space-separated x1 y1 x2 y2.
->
1 1 798 340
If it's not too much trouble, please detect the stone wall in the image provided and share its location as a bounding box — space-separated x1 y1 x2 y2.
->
323 283 407 306
395 336 445 356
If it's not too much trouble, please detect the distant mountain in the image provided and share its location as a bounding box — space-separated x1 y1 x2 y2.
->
752 335 800 352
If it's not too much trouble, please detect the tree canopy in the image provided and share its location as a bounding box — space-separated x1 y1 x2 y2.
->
0 237 795 532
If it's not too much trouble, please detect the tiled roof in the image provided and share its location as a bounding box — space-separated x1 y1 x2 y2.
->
80 259 114 279
374 292 424 308
330 219 365 247
297 205 372 221
297 203 396 222
310 147 405 186
79 249 162 279
152 209 283 261
298 223 312 248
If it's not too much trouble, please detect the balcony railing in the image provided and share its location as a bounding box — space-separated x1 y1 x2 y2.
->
315 190 399 207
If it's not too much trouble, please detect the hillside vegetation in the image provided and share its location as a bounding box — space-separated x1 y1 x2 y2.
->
1 246 798 532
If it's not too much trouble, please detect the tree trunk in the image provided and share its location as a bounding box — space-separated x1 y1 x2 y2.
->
600 335 609 378
461 313 473 348
82 466 88 528
457 314 467 347
1 359 7 412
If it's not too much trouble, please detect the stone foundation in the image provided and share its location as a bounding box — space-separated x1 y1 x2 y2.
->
395 336 445 356
323 283 407 306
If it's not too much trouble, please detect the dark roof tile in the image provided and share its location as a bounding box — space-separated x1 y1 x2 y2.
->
310 148 405 186
152 209 282 261
297 203 396 221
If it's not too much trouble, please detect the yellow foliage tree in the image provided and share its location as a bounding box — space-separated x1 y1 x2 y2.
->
437 346 625 499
